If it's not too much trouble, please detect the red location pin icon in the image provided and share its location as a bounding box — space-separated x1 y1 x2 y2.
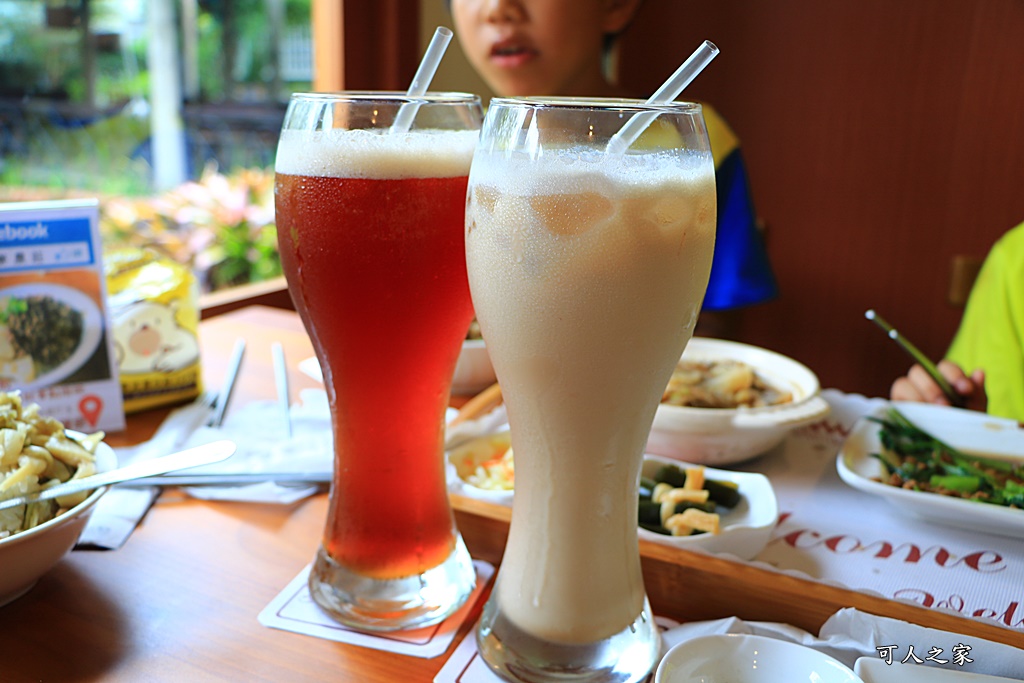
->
79 395 103 427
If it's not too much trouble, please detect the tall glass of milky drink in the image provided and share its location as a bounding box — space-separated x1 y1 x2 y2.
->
274 92 482 631
467 98 716 681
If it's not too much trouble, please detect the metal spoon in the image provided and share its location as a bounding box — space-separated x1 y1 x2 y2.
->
0 440 237 512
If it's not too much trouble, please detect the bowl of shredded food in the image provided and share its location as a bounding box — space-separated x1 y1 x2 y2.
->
447 430 514 505
0 391 115 606
647 338 831 465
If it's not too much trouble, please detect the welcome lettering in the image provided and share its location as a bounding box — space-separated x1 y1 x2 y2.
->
771 513 1007 573
894 589 1024 629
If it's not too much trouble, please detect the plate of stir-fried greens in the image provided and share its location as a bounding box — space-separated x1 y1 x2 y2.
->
837 403 1024 539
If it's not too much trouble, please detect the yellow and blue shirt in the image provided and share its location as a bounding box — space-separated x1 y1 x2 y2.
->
701 104 777 311
947 221 1024 421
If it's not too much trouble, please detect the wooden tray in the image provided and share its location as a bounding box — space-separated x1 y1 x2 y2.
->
449 384 1022 649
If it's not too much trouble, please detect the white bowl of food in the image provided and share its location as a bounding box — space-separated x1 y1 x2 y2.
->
447 429 513 505
647 337 831 465
0 395 115 606
656 634 863 683
638 454 777 560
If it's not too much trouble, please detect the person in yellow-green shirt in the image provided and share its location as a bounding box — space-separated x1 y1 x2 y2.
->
448 0 778 338
891 221 1024 421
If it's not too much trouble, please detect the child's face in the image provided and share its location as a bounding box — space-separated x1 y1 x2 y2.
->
451 0 639 98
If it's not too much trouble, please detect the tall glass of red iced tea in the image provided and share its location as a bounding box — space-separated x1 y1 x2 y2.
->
274 92 481 631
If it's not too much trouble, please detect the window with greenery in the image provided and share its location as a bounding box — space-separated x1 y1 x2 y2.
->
0 0 311 292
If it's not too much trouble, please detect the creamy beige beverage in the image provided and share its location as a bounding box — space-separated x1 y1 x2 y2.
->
466 149 716 645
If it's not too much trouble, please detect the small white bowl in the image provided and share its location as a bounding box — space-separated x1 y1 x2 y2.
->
656 634 863 683
0 441 116 606
452 339 497 396
639 454 778 560
447 429 514 505
647 338 831 465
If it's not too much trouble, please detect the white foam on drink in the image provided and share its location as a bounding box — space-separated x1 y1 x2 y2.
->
275 128 478 179
468 146 713 198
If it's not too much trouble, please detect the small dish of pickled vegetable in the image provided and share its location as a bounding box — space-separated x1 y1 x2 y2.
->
638 454 778 560
838 403 1024 539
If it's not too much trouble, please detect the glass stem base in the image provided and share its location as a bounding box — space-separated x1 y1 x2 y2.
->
308 534 475 632
476 593 661 682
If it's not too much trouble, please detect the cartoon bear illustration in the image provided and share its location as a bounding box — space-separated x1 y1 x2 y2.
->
113 300 199 374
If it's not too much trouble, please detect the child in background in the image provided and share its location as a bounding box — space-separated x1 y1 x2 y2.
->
891 221 1024 421
449 0 778 338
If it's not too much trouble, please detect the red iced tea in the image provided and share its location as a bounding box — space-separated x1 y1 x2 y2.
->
275 133 476 580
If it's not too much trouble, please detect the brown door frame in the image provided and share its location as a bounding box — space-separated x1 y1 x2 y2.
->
312 0 421 91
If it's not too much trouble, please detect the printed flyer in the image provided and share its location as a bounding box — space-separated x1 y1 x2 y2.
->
0 199 126 433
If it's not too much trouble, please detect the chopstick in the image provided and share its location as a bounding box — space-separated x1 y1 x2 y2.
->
272 342 292 437
209 338 246 427
448 382 503 428
864 309 965 408
121 471 330 488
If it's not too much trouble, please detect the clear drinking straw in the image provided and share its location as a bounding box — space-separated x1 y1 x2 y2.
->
390 26 453 134
605 40 720 155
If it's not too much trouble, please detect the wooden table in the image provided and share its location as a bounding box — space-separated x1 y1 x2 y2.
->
0 306 479 682
2 306 1018 683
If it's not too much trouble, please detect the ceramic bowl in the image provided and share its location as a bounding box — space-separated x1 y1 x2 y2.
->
647 337 831 465
447 429 514 505
656 634 863 683
452 339 497 396
638 454 778 560
0 441 116 606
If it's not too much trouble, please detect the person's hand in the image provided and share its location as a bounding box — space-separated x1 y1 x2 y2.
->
890 359 987 413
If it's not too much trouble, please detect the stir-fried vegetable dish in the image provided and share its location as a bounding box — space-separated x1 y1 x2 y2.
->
871 408 1024 508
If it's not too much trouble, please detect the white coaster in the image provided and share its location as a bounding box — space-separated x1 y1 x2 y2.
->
259 560 494 659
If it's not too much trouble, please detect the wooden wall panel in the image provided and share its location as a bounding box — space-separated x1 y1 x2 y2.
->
619 0 1024 398
313 0 421 91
